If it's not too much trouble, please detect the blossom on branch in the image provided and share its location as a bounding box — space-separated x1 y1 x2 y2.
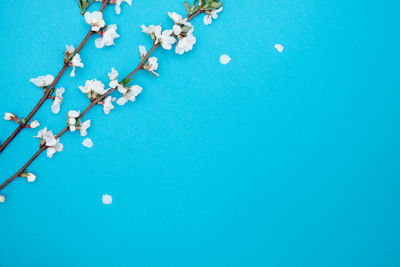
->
34 127 64 158
95 24 120 48
30 75 54 88
51 87 65 114
79 79 108 100
103 96 116 115
84 11 105 32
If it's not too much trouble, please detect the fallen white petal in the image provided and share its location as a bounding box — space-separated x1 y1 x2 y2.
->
274 44 284 53
220 54 231 65
102 194 112 205
82 138 93 148
0 195 5 203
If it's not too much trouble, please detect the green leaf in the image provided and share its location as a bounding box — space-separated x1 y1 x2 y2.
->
184 1 191 14
121 78 133 87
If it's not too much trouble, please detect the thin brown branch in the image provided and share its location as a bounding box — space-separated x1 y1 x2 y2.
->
0 9 203 193
0 1 109 154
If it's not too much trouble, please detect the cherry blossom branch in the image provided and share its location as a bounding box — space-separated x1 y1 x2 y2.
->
0 0 223 201
0 1 110 154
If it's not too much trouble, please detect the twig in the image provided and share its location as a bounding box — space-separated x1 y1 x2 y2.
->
0 1 110 154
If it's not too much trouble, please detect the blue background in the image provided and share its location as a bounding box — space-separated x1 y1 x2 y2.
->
1 0 400 266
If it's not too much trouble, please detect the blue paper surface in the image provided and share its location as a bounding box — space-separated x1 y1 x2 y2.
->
1 0 400 266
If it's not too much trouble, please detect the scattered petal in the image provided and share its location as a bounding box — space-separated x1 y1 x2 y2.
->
102 194 112 205
82 138 93 148
0 195 4 203
220 54 231 65
274 44 284 53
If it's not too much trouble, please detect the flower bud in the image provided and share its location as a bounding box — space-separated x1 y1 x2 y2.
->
4 112 16 121
21 172 37 182
26 173 37 183
29 120 40 129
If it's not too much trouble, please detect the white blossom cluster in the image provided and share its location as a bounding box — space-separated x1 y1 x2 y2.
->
0 0 225 204
34 127 63 158
67 110 91 136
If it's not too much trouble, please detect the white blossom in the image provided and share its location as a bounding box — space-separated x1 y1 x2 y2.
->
25 173 37 183
30 74 54 88
141 24 160 35
204 7 223 25
79 79 108 99
114 0 132 15
70 53 84 77
34 127 63 158
168 12 185 24
117 85 142 105
80 120 91 137
160 30 177 50
139 45 147 58
84 11 105 32
144 57 159 77
4 112 16 121
175 32 196 55
103 96 116 115
108 68 119 88
0 195 4 203
67 110 80 132
172 25 182 36
95 24 120 48
82 137 94 148
46 141 63 158
66 45 75 54
51 87 65 114
29 120 40 129
102 194 112 204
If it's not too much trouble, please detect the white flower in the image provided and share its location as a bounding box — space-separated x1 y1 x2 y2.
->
25 173 36 183
117 85 142 105
0 195 4 203
175 33 196 55
204 7 223 25
95 24 120 48
51 87 65 114
46 140 63 158
139 45 147 58
114 0 132 15
70 53 84 77
34 127 63 158
173 25 182 35
80 120 91 137
144 57 159 77
30 74 54 88
141 24 160 35
79 79 108 99
66 45 75 54
4 112 16 121
29 120 40 129
168 12 184 24
108 68 119 88
160 30 177 50
102 194 112 204
274 44 284 53
82 137 94 148
67 110 80 132
34 127 56 146
103 96 116 115
84 11 105 32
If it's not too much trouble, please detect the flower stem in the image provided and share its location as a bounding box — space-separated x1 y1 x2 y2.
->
0 8 203 193
0 1 109 154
